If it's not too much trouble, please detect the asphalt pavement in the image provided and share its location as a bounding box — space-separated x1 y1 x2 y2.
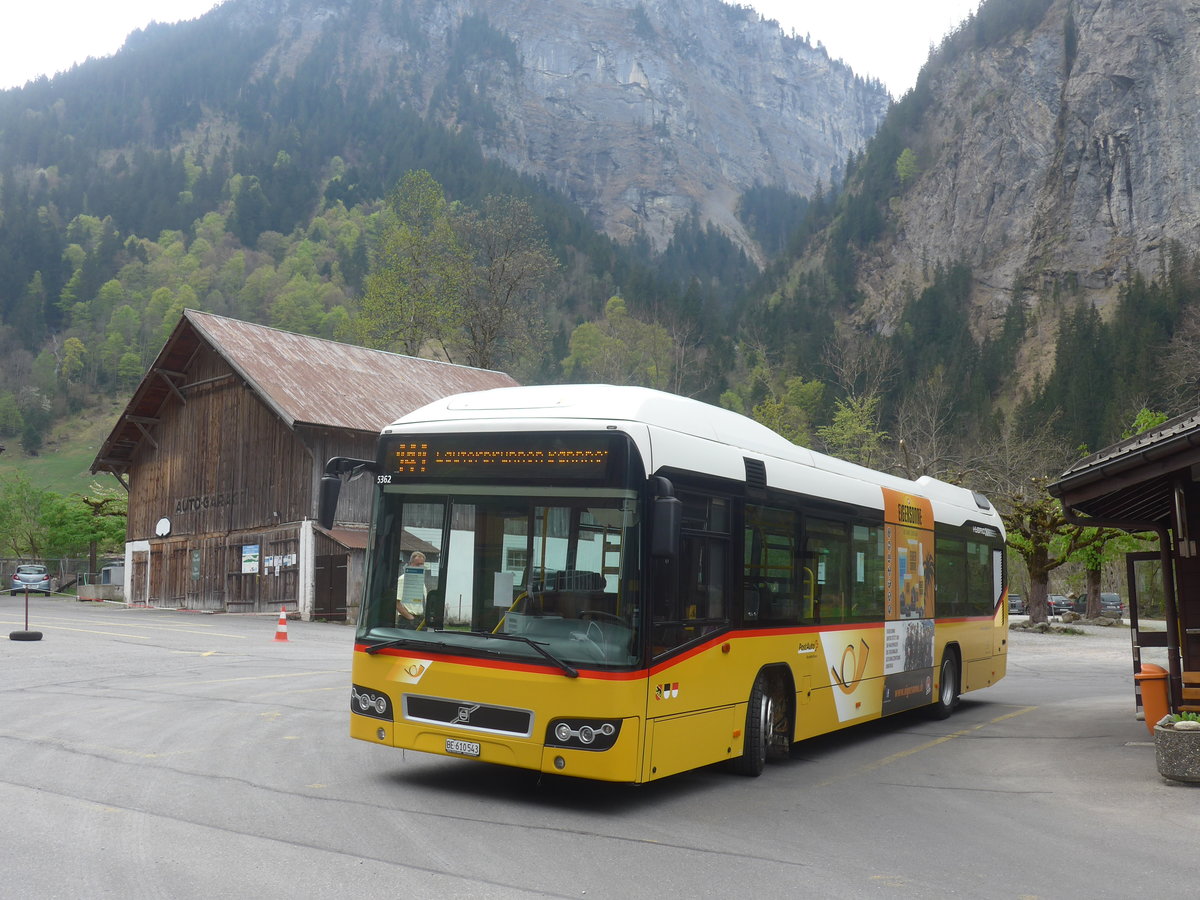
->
2 597 1196 899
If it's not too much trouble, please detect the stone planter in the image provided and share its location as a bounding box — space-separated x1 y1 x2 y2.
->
1154 724 1200 784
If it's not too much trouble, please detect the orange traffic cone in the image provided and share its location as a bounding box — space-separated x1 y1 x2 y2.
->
274 606 289 642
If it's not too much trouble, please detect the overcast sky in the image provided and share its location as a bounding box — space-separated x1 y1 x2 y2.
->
751 1 982 95
0 1 981 96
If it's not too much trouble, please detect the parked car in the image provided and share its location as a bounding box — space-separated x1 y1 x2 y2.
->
1008 593 1027 614
1100 592 1125 614
10 564 52 595
1047 594 1074 615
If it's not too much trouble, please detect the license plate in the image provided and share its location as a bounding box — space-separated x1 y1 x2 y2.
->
445 738 480 757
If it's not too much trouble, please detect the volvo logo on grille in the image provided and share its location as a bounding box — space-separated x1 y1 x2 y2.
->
404 696 534 737
453 703 480 724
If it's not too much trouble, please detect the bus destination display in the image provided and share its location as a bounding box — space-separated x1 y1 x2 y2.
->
387 436 615 481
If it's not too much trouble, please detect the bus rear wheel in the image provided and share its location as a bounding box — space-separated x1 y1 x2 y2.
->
731 674 772 776
931 652 960 719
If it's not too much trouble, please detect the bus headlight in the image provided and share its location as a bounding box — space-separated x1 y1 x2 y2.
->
546 718 620 751
351 685 394 722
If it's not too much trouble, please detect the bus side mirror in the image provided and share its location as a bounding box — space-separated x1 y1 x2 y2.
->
651 494 681 558
317 456 377 530
317 474 341 530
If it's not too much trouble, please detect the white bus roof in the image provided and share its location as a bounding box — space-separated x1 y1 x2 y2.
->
391 384 1000 531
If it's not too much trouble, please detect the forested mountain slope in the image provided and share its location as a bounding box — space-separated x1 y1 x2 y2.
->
748 0 1200 457
224 0 889 254
0 0 886 262
0 0 887 463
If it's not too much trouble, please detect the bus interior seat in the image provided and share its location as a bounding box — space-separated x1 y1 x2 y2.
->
423 589 444 630
526 571 611 618
528 570 606 592
556 570 606 591
743 584 762 620
543 589 615 619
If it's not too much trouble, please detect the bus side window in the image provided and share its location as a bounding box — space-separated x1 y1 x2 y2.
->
804 517 850 624
966 540 994 616
743 523 763 621
937 537 966 617
681 534 727 622
653 491 730 654
801 565 815 621
744 504 801 625
850 524 885 621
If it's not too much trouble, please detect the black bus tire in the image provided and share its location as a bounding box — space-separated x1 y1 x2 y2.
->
930 652 960 719
731 674 771 777
10 631 43 641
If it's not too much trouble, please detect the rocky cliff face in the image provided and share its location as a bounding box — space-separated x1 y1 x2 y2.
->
855 0 1200 348
478 0 890 254
222 0 890 256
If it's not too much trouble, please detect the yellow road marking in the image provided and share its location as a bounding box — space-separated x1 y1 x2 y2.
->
121 627 248 638
0 620 151 639
163 670 344 687
813 706 1038 786
862 706 1037 772
3 616 250 638
9 614 223 625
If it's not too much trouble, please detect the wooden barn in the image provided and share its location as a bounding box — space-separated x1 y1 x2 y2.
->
91 310 518 621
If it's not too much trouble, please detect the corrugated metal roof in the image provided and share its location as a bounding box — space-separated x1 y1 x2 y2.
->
92 310 519 474
1049 406 1200 523
1059 409 1200 477
326 527 436 556
188 311 518 431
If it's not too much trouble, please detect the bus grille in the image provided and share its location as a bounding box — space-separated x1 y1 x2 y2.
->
404 695 534 737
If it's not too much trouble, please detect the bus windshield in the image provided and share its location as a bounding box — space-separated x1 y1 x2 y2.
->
359 487 643 669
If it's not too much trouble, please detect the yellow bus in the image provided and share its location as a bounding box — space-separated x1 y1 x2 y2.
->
320 385 1008 782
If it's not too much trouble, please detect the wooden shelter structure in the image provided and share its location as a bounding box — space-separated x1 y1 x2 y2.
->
92 310 517 620
1049 409 1200 716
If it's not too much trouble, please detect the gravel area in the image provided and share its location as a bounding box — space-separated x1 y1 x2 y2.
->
1008 615 1169 666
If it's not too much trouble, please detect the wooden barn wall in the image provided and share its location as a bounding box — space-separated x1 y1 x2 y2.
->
134 526 301 612
121 343 386 613
313 530 368 624
127 345 312 538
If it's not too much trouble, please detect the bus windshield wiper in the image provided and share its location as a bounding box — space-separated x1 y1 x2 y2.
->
364 632 576 676
451 631 579 678
364 635 452 655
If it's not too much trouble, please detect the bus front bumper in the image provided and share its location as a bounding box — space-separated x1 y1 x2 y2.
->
352 712 644 782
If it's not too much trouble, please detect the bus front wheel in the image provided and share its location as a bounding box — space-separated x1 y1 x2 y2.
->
931 652 960 719
731 674 772 777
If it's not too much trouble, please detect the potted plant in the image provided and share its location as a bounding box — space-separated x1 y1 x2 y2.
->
1154 712 1200 784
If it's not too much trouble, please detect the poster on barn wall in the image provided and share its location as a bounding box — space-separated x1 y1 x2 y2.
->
242 545 260 574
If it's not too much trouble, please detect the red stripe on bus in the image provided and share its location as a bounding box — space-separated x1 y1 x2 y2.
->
354 644 648 680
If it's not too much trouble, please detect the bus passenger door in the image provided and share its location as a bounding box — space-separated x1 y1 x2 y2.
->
645 491 740 779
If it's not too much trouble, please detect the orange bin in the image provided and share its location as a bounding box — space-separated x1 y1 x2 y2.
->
1134 663 1169 735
